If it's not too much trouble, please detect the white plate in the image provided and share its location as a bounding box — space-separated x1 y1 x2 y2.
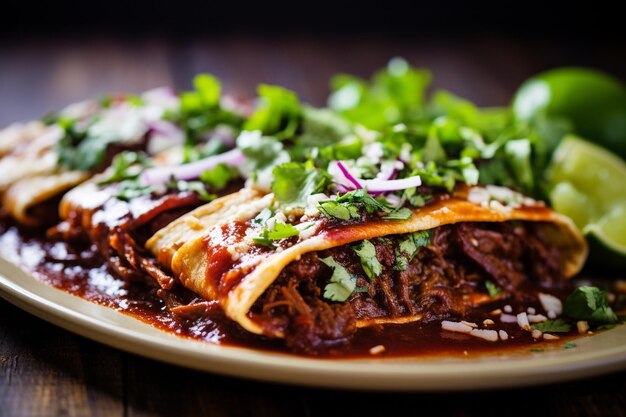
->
2 256 626 391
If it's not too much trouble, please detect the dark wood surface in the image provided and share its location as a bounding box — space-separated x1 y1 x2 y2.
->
1 35 626 417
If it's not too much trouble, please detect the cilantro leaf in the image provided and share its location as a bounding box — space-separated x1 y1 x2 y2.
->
394 230 431 270
298 106 352 147
318 200 360 220
168 179 216 202
266 223 300 240
532 319 571 333
237 130 290 173
171 73 243 145
244 85 301 140
382 207 412 220
56 117 119 171
199 163 240 190
321 257 356 302
98 151 147 185
271 162 331 207
563 286 618 324
116 180 155 201
352 240 382 282
329 58 431 130
485 280 502 298
253 222 300 247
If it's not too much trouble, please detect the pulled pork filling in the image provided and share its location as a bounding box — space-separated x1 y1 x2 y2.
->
251 221 566 354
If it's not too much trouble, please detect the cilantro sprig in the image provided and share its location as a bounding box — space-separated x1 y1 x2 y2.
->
317 189 412 221
352 240 382 282
321 257 356 302
563 286 618 324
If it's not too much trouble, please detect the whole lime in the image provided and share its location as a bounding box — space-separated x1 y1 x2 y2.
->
513 67 626 159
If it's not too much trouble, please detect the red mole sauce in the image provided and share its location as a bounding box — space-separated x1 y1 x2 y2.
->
0 213 581 358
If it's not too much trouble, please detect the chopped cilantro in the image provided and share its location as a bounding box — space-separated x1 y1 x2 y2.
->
318 189 404 221
168 179 216 202
404 188 430 207
318 200 360 220
98 151 147 185
321 257 356 302
531 319 571 333
412 230 432 247
253 222 300 247
298 106 352 147
244 84 302 139
529 348 545 353
271 162 331 207
485 280 502 298
237 131 290 173
116 180 155 201
199 163 240 190
564 342 577 349
563 286 618 324
352 240 382 282
56 117 116 171
170 73 243 144
394 231 431 271
382 207 412 220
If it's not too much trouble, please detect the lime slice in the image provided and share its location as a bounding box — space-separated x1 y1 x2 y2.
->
584 202 626 269
548 136 626 266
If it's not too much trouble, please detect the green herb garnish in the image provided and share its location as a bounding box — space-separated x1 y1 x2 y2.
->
563 286 618 324
321 257 356 302
271 161 331 207
352 240 382 282
485 280 502 298
532 319 571 333
199 163 240 190
253 222 300 247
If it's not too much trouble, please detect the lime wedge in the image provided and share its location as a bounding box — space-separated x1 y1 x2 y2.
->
513 67 626 159
548 136 626 267
584 202 626 269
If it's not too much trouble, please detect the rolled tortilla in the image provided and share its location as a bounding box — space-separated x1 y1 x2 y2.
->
3 171 90 226
146 188 588 337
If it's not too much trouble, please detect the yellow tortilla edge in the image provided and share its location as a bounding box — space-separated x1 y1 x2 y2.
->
168 195 587 337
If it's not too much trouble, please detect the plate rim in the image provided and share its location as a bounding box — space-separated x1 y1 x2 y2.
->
2 256 626 391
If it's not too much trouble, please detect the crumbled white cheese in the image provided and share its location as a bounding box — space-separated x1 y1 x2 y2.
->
531 329 543 339
498 330 509 341
441 320 473 334
517 312 531 331
296 221 318 240
543 334 560 340
469 329 499 342
527 314 548 323
369 345 386 355
304 193 330 217
538 293 563 315
500 314 517 323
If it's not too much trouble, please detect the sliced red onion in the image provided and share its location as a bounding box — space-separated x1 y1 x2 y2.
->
329 160 421 195
334 161 363 189
140 148 245 185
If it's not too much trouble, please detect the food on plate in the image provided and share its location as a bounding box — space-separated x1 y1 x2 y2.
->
146 185 585 352
0 59 623 356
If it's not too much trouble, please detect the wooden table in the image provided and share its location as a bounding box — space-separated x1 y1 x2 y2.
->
1 36 626 416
